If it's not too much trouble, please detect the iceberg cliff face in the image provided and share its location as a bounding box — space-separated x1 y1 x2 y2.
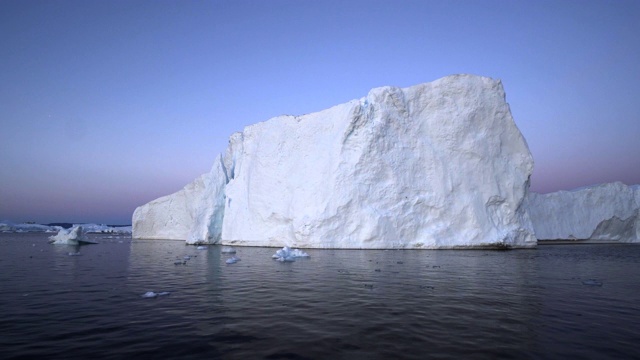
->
132 155 227 244
528 182 640 242
133 74 536 249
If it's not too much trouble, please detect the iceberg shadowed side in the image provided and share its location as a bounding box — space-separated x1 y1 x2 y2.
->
528 182 640 242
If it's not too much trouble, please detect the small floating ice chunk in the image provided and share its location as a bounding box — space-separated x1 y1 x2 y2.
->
197 246 206 250
183 255 191 260
49 226 96 245
226 256 240 264
272 246 309 262
582 279 603 287
142 291 170 298
221 246 236 254
68 252 81 256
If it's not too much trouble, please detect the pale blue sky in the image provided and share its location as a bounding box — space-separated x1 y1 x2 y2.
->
1 0 639 224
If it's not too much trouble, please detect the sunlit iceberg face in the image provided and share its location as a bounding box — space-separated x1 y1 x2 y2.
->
133 75 537 249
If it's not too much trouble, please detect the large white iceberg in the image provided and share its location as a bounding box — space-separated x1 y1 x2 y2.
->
133 74 536 249
528 182 640 242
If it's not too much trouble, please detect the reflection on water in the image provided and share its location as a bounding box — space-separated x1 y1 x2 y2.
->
1 233 639 359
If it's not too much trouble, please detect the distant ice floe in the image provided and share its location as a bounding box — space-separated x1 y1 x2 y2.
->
225 256 240 264
0 221 60 233
272 247 310 262
49 226 97 245
80 224 132 234
221 246 236 254
141 291 171 298
0 220 132 235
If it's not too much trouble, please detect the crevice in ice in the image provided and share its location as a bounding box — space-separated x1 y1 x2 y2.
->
342 101 374 145
219 155 230 184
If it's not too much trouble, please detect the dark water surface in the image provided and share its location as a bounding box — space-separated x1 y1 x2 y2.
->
1 233 639 359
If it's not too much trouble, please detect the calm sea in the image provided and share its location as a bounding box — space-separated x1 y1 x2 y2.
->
1 233 639 359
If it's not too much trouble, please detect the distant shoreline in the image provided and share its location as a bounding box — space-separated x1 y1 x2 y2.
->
45 223 132 229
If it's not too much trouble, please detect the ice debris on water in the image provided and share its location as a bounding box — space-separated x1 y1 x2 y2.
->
141 291 171 298
221 246 236 254
197 246 206 250
226 256 240 264
68 252 81 256
272 246 310 262
582 279 603 287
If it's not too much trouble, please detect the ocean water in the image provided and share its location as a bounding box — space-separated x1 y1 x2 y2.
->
1 233 639 359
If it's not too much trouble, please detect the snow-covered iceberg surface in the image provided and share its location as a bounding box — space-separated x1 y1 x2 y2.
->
528 182 640 242
133 74 536 249
48 226 97 245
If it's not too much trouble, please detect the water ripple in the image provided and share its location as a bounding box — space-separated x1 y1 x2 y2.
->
1 234 639 359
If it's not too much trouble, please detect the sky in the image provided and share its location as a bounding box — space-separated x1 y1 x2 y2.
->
1 0 639 225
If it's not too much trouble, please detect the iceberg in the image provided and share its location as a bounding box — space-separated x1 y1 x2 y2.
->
272 247 310 262
133 74 536 249
48 226 97 245
79 223 132 234
528 182 640 242
0 221 131 234
0 221 60 233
